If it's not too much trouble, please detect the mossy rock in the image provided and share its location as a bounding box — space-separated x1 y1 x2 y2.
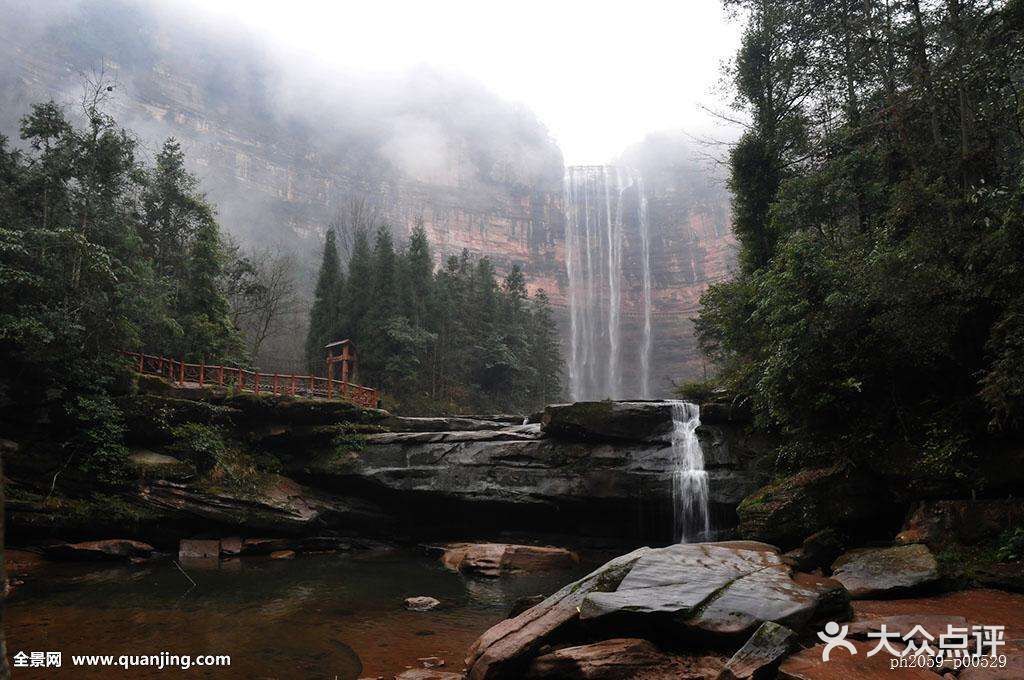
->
541 401 674 442
736 464 901 550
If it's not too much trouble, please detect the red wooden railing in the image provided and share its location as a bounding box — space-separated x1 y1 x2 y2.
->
121 351 380 409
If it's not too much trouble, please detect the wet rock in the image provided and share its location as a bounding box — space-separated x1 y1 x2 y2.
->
269 550 295 559
737 464 892 550
405 596 441 611
778 640 935 679
179 539 220 559
578 543 848 640
466 544 847 680
717 621 797 680
831 544 939 599
441 544 579 578
43 539 155 561
541 401 674 442
524 638 700 679
896 500 1024 551
418 656 445 668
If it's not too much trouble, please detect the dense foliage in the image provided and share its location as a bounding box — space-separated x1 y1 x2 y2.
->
304 221 564 414
0 93 243 483
697 0 1024 475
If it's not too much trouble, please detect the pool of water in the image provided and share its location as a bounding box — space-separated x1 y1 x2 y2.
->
8 548 596 679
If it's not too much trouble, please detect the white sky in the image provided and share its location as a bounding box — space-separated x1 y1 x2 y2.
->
191 0 741 165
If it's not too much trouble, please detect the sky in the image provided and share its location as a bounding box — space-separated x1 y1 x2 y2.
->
191 0 742 165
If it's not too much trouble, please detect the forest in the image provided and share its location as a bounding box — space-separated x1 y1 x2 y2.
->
302 216 563 415
695 0 1024 482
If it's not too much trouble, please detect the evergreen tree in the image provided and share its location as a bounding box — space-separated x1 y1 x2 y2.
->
525 289 563 407
179 214 242 362
304 228 341 372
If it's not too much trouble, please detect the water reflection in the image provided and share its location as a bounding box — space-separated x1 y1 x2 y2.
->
8 548 593 679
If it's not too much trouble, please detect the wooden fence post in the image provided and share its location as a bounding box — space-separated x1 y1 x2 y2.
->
290 375 296 396
273 374 279 396
179 360 185 385
219 366 224 387
199 360 205 387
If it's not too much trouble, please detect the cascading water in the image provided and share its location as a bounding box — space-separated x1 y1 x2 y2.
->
669 400 711 543
637 174 653 399
563 165 653 400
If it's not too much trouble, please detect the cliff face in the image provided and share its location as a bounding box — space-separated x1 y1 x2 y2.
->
624 134 736 387
0 0 734 392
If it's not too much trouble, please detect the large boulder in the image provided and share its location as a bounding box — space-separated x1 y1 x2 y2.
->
577 544 849 640
441 543 579 577
778 640 936 679
830 544 939 599
465 543 850 680
541 401 674 442
736 464 895 550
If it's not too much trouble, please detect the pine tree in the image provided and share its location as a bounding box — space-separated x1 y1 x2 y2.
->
180 214 242 362
304 228 341 372
526 289 563 408
401 219 434 327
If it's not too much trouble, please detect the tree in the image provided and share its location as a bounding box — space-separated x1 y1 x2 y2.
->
695 0 1024 483
304 228 342 372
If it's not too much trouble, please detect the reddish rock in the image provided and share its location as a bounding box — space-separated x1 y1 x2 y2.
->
269 550 295 560
958 641 1024 680
5 549 46 572
853 589 1024 640
441 543 578 578
179 539 220 559
897 500 1024 550
44 539 155 561
525 638 722 679
778 641 935 679
466 548 651 680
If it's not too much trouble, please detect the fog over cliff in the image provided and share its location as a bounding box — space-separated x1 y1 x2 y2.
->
0 0 564 253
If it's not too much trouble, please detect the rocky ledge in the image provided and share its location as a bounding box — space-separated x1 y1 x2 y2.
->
6 383 771 548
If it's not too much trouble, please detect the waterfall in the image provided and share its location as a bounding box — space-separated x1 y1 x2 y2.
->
669 401 710 543
638 175 653 399
563 166 652 400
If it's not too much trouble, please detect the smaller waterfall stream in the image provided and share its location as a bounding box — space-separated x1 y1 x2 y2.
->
669 401 711 543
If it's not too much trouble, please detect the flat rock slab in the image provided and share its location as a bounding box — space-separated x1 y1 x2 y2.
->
179 539 220 559
718 621 796 680
578 543 847 640
779 641 936 679
442 543 579 577
525 638 724 679
43 539 155 561
831 544 939 598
